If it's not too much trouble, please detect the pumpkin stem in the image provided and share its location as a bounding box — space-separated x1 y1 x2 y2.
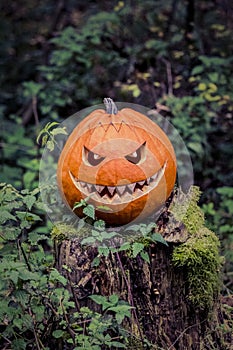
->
103 97 118 115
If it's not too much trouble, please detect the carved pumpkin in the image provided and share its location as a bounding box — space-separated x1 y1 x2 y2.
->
57 98 176 226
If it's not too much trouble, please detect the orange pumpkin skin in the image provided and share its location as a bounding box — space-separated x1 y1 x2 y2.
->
57 100 176 225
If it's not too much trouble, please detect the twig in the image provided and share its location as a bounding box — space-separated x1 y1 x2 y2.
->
17 238 32 271
60 298 76 342
168 319 207 349
67 271 81 311
32 96 40 128
161 57 173 96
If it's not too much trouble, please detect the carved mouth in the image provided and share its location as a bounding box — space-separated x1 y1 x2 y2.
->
69 163 166 205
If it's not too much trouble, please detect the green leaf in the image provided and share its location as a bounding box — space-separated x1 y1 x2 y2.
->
110 341 126 348
187 142 204 155
98 246 110 257
73 199 86 210
52 329 65 338
109 294 119 305
89 294 107 305
191 65 204 75
219 225 233 234
151 233 168 246
12 338 27 350
91 256 101 267
217 187 233 197
50 127 67 136
115 313 125 324
46 140 55 151
23 194 36 210
49 268 67 286
0 210 17 224
140 251 150 263
83 204 95 219
23 171 36 188
118 242 131 252
132 242 145 258
81 236 97 245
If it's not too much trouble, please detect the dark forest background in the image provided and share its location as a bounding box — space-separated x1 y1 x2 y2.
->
0 1 232 349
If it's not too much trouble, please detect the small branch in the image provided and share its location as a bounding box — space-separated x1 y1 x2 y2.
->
60 298 76 342
32 96 40 127
17 238 32 272
67 271 81 311
168 319 207 349
161 58 173 96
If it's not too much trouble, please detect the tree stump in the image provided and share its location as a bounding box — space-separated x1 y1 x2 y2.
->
54 188 228 349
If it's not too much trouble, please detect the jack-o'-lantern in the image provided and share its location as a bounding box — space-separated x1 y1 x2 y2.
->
57 98 176 226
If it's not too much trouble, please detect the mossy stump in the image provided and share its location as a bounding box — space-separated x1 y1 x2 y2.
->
54 188 227 349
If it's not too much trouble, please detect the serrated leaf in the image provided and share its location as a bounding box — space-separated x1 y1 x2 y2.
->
132 242 145 258
0 210 17 224
98 246 110 257
115 313 125 324
83 204 95 219
109 294 119 305
49 269 67 286
118 242 131 252
23 194 36 210
28 231 48 244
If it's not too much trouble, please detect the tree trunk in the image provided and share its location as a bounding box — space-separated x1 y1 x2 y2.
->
54 188 229 349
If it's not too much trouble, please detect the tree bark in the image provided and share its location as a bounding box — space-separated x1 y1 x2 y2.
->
55 189 229 349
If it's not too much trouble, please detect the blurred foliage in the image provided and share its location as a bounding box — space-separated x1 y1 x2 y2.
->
0 0 233 348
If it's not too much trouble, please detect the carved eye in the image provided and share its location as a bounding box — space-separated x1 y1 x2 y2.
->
125 142 146 164
83 146 105 166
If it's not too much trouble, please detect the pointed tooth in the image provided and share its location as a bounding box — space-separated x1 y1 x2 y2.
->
117 185 126 196
122 192 132 201
107 186 115 196
127 183 136 193
102 194 110 202
92 192 100 201
150 172 159 182
95 185 105 193
112 193 122 203
138 180 145 186
79 181 86 188
86 183 94 192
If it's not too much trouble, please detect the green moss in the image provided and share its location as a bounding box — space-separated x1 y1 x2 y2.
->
171 186 223 309
170 186 204 234
51 223 85 242
172 227 223 309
